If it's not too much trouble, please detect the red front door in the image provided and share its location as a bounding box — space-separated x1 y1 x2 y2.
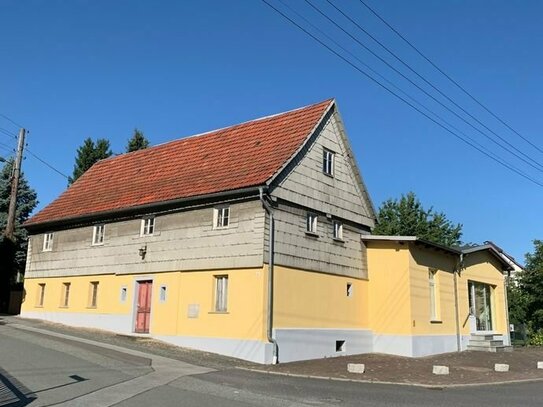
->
135 280 152 333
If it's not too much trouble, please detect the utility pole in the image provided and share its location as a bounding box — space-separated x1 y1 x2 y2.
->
5 128 25 241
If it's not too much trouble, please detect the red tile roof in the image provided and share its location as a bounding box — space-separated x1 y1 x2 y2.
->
26 99 333 226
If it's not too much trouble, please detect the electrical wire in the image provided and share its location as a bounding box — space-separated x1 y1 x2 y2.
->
357 0 543 155
0 127 18 140
304 0 543 173
26 148 69 179
260 0 543 187
274 0 537 182
0 113 24 129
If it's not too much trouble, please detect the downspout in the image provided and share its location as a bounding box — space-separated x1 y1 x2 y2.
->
453 252 463 352
503 273 511 346
259 187 278 364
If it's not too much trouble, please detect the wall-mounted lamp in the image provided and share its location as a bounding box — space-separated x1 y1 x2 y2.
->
139 245 147 260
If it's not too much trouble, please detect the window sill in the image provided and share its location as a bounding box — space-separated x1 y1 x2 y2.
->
86 306 97 309
35 305 43 308
332 237 345 243
91 243 104 247
305 232 319 238
208 311 229 314
59 306 69 309
323 172 334 178
213 226 230 231
430 320 443 324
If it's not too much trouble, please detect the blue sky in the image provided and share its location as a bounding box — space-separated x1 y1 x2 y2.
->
1 0 542 263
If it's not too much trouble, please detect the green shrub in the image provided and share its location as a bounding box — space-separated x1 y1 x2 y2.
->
528 330 543 346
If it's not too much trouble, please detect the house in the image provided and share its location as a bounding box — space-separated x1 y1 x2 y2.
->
20 99 512 363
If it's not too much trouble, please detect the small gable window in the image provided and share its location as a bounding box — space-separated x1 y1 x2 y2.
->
92 224 105 245
141 217 155 236
333 220 343 240
323 148 335 176
43 233 54 252
306 213 318 235
214 207 230 229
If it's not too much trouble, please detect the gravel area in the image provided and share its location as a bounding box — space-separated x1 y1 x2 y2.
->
260 348 543 386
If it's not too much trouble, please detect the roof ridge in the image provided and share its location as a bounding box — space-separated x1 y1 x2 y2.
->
97 98 335 165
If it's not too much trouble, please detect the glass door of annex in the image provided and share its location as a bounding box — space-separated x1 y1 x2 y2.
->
468 281 493 331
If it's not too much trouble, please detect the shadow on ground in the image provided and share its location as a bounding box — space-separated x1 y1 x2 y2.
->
0 367 35 407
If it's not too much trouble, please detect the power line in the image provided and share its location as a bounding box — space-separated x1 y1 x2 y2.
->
357 0 543 155
26 148 69 179
274 0 536 182
261 0 543 187
0 113 24 129
0 127 18 140
304 0 543 173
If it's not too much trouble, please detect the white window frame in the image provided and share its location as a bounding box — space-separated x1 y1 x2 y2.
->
43 233 54 252
429 270 439 321
159 285 167 303
333 220 343 240
213 207 230 229
92 224 105 245
89 281 99 308
306 213 318 234
140 217 155 236
37 283 46 307
214 275 228 312
346 282 353 297
62 282 71 307
120 286 128 303
323 148 335 177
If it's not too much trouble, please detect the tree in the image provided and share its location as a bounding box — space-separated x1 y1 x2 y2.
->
518 240 543 332
373 192 463 246
68 138 112 185
126 129 149 153
0 159 38 310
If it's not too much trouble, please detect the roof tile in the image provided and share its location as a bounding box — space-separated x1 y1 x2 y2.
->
26 99 333 226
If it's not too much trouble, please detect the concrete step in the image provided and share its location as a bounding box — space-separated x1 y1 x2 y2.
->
467 345 513 352
468 339 504 347
469 334 497 341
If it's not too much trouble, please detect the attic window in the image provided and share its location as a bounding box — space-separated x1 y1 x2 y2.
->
43 233 54 252
92 224 105 245
323 148 335 176
141 217 155 236
214 207 230 229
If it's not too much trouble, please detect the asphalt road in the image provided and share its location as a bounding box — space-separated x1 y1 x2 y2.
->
0 323 541 407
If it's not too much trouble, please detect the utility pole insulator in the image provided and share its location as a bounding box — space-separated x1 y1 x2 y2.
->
5 128 26 241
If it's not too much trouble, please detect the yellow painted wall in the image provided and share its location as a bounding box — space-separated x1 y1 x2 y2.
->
22 274 134 315
408 246 457 335
458 252 508 335
22 267 268 341
273 265 368 329
366 242 412 334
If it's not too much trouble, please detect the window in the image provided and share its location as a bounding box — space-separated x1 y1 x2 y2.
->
43 233 54 251
335 340 346 352
92 224 105 245
333 220 343 240
61 283 71 307
89 281 99 308
346 283 353 297
213 207 230 229
141 217 155 236
323 148 335 176
159 285 167 302
429 269 439 320
37 283 46 307
306 213 318 234
120 286 127 303
214 275 228 312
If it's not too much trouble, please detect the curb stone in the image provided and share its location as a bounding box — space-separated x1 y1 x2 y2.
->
236 367 543 389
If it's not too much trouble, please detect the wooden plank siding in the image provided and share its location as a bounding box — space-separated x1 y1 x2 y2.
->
25 199 266 278
264 203 368 279
271 111 374 227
